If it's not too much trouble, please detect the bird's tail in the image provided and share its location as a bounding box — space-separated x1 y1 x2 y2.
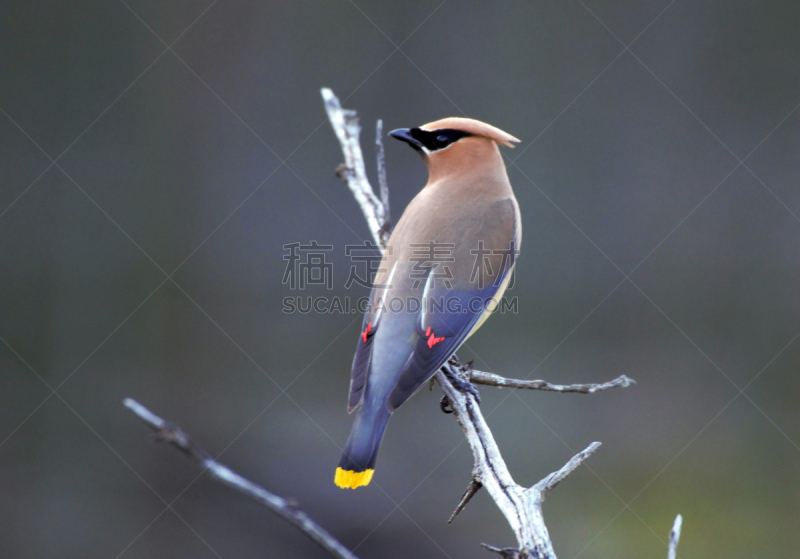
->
335 401 391 489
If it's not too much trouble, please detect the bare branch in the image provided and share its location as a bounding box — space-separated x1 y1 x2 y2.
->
436 360 557 557
667 514 683 559
471 371 636 394
435 364 603 558
124 398 360 559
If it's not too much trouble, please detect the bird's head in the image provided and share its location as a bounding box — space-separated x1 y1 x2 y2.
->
389 117 519 181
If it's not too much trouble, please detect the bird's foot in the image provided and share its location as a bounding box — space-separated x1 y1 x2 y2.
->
442 362 481 403
440 395 454 414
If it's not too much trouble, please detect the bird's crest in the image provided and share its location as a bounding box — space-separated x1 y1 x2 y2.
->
421 117 520 147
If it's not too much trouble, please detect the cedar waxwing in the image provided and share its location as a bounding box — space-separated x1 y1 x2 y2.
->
335 118 521 489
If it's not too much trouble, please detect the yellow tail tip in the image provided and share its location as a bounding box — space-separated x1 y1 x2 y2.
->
335 467 374 489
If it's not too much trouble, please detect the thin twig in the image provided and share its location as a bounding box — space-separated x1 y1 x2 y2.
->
471 371 636 393
667 514 682 559
375 119 391 235
533 442 601 494
123 398 360 559
480 542 525 558
448 478 482 523
321 87 386 247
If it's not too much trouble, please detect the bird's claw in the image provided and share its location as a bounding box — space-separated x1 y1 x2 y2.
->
459 380 481 402
440 395 454 414
442 365 481 403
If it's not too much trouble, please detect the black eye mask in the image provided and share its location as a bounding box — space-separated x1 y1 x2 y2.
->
408 128 472 151
390 127 473 152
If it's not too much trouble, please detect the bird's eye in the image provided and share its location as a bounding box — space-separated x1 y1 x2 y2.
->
437 135 448 143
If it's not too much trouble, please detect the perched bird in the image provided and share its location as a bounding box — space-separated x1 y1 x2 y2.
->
335 118 521 489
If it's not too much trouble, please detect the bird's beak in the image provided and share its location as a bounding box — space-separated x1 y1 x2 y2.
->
389 128 424 150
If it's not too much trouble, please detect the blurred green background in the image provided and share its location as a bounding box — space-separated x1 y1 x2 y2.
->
2 1 800 558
